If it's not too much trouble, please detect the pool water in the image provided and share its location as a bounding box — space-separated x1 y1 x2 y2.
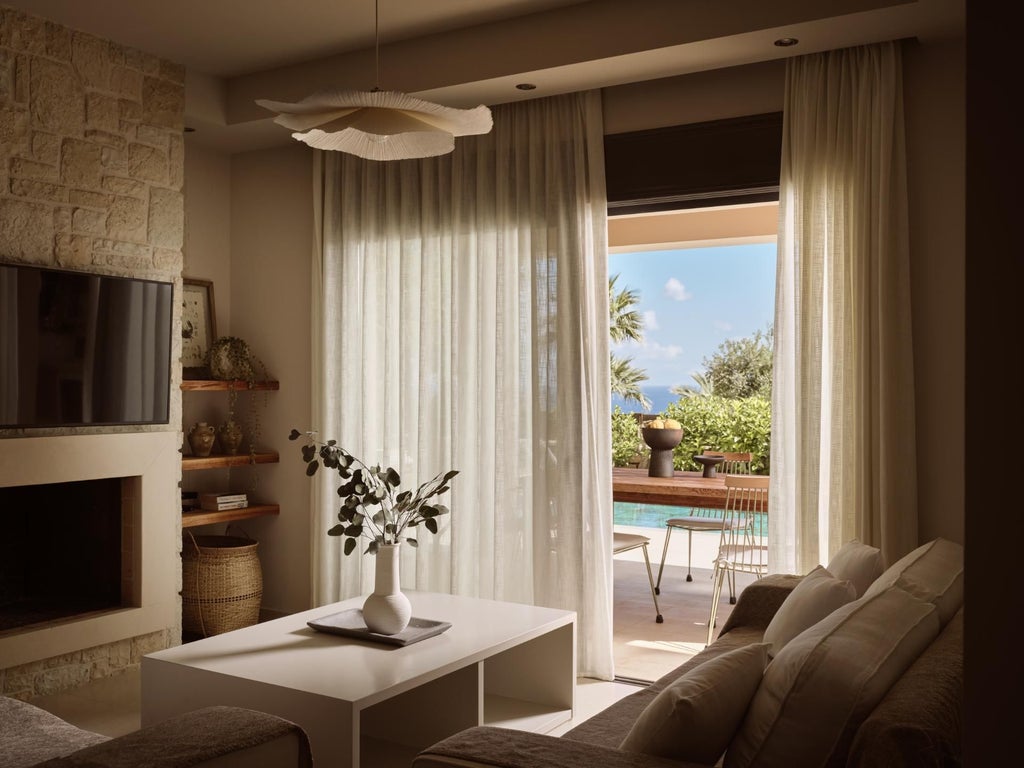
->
614 502 767 537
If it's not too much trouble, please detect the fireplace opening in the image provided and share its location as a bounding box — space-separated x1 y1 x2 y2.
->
0 477 129 634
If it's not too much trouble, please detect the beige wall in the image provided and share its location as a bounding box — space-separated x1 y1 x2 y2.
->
183 141 231 335
227 144 313 614
179 141 313 615
187 37 965 614
903 36 965 544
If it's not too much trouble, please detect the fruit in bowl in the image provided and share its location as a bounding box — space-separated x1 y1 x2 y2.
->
643 418 681 430
641 421 683 451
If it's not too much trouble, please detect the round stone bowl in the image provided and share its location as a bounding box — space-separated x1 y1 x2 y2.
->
641 427 683 450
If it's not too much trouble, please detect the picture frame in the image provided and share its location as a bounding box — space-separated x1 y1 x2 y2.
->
181 277 216 379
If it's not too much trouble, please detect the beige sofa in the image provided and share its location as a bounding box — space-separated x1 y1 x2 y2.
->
415 538 964 768
0 696 312 768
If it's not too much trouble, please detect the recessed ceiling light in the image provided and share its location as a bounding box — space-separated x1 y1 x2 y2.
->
774 37 799 47
515 83 537 91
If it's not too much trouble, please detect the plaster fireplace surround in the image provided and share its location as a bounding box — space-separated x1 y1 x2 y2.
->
0 433 182 696
0 6 186 698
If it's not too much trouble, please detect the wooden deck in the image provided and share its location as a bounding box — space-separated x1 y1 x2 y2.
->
613 467 768 509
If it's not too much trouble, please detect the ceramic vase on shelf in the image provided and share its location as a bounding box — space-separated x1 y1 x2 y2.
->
188 422 215 457
218 419 243 455
362 543 411 635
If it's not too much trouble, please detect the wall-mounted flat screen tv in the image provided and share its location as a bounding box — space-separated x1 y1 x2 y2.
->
0 263 173 428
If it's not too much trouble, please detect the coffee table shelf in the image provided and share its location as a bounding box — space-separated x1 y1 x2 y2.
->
142 592 576 768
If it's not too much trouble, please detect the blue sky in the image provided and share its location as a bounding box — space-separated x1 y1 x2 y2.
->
609 243 776 388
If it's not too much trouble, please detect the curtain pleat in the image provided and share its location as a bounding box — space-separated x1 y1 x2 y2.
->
312 91 614 679
772 41 917 574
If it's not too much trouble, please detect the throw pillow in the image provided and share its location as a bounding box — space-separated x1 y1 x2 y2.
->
724 587 940 768
620 643 770 765
826 539 885 597
762 565 856 658
862 537 963 625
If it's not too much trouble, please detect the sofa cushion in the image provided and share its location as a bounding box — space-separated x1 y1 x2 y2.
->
847 607 963 768
862 537 963 625
0 695 109 768
826 539 885 597
762 565 856 657
724 586 940 768
563 626 766 748
619 643 769 764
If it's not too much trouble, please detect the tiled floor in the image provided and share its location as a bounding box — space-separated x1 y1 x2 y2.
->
26 523 747 740
612 523 753 682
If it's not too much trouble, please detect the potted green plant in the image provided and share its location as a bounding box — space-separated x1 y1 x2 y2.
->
206 336 270 460
290 429 457 634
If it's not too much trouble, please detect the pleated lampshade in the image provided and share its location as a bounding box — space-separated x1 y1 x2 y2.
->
256 89 493 161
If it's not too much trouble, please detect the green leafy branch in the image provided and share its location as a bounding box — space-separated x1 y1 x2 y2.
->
289 429 457 556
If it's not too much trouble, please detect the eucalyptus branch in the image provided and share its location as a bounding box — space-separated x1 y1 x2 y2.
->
290 429 457 555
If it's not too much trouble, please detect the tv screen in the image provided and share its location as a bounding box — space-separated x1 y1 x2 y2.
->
0 263 173 428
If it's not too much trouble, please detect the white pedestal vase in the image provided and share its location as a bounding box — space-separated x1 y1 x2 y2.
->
362 543 412 634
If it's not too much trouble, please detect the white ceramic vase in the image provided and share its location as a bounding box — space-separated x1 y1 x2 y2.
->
362 543 412 634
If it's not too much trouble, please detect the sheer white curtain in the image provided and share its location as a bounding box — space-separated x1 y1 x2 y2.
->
771 41 917 574
311 91 614 679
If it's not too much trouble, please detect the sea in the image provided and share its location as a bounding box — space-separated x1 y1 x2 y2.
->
611 384 678 416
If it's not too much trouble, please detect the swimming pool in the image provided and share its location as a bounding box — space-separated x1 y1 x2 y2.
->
613 502 767 537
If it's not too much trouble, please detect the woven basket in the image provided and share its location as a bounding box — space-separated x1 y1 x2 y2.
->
181 534 262 637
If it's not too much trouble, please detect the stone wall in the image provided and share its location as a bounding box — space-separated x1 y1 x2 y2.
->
0 5 184 282
0 629 170 700
0 5 185 696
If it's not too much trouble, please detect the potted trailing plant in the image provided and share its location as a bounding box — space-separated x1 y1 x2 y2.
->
206 337 270 461
290 429 457 634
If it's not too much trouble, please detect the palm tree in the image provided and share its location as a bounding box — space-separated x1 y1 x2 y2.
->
670 372 715 398
609 274 651 410
609 274 643 343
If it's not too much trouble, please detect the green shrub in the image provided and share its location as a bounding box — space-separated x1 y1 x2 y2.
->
611 397 771 473
663 396 771 473
611 406 644 467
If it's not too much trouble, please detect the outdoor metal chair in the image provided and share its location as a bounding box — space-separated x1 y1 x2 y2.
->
653 451 752 593
613 531 664 623
707 474 770 644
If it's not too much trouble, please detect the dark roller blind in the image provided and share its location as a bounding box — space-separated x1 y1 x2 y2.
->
604 112 783 214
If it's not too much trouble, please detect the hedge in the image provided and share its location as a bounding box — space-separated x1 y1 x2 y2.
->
612 396 771 474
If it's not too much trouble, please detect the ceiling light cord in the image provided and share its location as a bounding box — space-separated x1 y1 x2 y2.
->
373 0 380 92
256 0 492 160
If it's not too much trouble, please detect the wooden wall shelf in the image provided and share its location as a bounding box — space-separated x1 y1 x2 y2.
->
181 379 280 391
180 379 281 529
182 451 279 471
182 504 281 528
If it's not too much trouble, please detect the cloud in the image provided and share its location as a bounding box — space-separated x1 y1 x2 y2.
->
713 320 733 331
614 338 683 361
664 277 693 301
643 310 659 330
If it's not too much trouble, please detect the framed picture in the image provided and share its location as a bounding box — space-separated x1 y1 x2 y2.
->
181 277 216 378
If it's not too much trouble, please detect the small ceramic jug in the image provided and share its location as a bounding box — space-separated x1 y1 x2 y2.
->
218 419 243 455
188 421 215 457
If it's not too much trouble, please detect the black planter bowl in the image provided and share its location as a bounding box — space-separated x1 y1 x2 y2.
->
641 427 683 450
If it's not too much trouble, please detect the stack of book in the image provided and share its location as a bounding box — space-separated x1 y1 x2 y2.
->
199 492 248 511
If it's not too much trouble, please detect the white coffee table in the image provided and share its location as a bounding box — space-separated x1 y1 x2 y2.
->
142 591 576 768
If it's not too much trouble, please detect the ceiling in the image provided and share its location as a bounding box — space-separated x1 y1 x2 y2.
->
5 0 595 78
7 0 964 152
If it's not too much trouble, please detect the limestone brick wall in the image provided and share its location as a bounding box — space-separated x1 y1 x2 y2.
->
0 5 185 695
0 629 170 701
1 5 184 281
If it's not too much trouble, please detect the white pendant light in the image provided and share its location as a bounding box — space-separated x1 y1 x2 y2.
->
256 1 492 161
